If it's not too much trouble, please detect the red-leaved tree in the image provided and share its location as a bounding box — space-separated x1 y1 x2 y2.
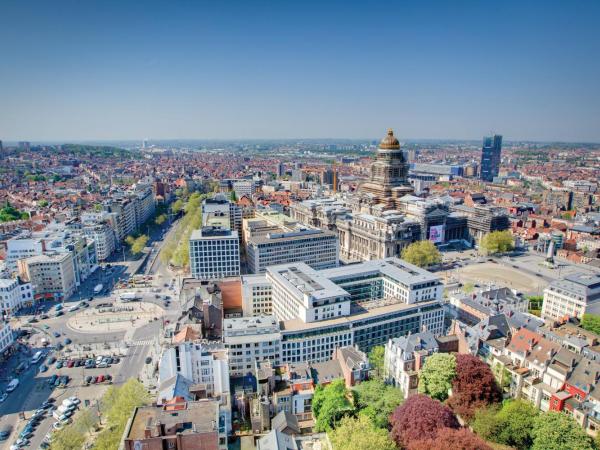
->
447 354 502 421
408 427 493 450
390 394 459 448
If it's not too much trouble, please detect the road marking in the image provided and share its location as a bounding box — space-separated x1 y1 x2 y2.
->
128 339 155 346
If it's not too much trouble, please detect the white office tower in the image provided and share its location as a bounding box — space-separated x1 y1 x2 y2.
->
189 227 240 280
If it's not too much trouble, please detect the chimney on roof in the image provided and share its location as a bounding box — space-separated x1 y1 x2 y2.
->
144 427 152 439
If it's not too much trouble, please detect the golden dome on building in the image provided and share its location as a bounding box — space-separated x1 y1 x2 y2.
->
379 128 400 149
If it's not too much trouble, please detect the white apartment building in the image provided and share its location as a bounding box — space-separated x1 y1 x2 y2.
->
132 184 156 228
0 278 33 316
223 316 281 377
6 229 97 285
0 321 14 354
158 342 230 400
241 274 273 316
5 237 44 273
542 273 600 321
18 253 76 300
189 227 240 280
83 222 116 261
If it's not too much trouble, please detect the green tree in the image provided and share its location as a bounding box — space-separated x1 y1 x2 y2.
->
171 199 184 214
354 379 403 428
312 379 354 432
368 345 385 380
328 415 396 450
230 190 238 202
154 213 167 225
50 424 85 450
128 235 148 255
471 405 502 443
479 230 514 255
38 199 49 207
531 411 593 450
93 379 150 450
401 240 442 267
581 314 600 336
418 353 457 401
495 400 539 449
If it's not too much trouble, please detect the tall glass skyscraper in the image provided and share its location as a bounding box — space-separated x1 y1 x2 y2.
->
479 134 502 182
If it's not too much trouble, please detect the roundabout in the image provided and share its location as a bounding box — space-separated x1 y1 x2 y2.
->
66 302 165 334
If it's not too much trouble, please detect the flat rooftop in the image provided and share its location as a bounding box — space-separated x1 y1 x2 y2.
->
190 227 238 239
322 257 440 286
267 263 347 300
127 400 218 441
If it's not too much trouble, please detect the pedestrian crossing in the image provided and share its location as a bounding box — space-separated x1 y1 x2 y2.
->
128 339 155 346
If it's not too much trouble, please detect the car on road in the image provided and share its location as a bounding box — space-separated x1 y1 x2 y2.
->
64 338 72 345
42 324 50 330
145 356 152 364
39 364 48 372
47 356 56 364
55 361 63 369
53 332 60 338
0 393 7 403
55 311 64 317
0 427 10 441
40 314 49 319
52 421 64 431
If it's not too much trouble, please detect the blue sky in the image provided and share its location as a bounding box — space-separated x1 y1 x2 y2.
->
1 0 599 142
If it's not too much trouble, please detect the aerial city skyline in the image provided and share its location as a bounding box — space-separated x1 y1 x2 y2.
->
1 2 600 450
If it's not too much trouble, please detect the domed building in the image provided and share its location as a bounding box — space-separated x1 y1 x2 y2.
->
358 129 414 210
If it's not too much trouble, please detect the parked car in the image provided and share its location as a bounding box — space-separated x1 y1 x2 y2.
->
85 376 93 384
64 338 72 345
39 365 48 373
53 332 60 338
47 356 56 364
97 375 105 383
66 360 74 368
55 361 63 369
55 311 64 317
0 393 7 403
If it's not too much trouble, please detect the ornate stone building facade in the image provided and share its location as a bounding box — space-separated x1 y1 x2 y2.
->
290 129 509 263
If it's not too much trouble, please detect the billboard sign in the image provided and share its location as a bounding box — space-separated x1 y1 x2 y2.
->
429 224 445 244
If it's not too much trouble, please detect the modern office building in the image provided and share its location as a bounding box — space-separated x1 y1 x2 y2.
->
0 278 33 317
228 258 445 367
246 228 338 274
480 134 503 182
244 210 339 273
241 274 273 316
542 273 600 321
189 227 240 280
